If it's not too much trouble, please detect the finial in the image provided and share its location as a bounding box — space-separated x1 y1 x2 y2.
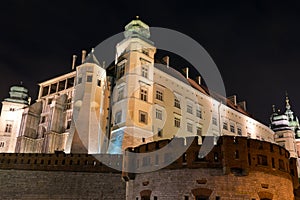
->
285 91 291 109
136 15 139 19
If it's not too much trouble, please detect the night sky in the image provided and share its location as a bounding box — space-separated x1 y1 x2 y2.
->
1 1 300 125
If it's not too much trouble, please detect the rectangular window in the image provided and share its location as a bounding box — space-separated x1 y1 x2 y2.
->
196 127 202 136
97 79 101 87
41 116 46 123
230 124 235 133
5 123 12 133
65 98 72 110
174 98 181 109
115 111 122 124
187 123 193 133
117 63 125 79
140 89 148 101
237 127 242 136
117 87 124 101
42 86 49 96
223 121 228 130
141 66 148 78
156 109 162 120
187 105 193 114
50 83 57 94
0 142 4 148
66 77 75 88
139 111 148 124
174 117 181 128
67 120 71 129
257 155 268 166
156 90 163 101
58 80 66 91
196 109 202 118
212 117 218 126
86 75 93 82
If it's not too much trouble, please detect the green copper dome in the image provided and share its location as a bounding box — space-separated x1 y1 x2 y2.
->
124 17 151 39
4 85 30 105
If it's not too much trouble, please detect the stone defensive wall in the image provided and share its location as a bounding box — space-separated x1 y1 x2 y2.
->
0 136 299 199
123 136 299 200
0 152 125 199
0 151 122 173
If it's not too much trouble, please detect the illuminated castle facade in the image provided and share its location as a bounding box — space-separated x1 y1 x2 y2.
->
0 18 300 200
0 18 278 155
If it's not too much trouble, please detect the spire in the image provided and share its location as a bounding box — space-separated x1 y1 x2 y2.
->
84 48 100 65
285 91 291 110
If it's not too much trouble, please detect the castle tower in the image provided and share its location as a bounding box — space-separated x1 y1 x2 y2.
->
68 50 111 154
107 17 157 154
0 85 30 152
270 96 298 158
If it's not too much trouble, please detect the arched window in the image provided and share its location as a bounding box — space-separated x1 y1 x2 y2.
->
191 188 212 200
140 190 151 200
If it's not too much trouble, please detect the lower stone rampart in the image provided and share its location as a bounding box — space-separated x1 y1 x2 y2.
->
0 169 125 199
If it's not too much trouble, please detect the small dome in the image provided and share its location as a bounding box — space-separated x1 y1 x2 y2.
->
4 85 30 105
124 17 150 39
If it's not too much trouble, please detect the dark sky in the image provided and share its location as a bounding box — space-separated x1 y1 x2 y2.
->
1 0 300 125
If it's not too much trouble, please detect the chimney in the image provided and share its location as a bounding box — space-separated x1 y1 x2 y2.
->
227 95 237 106
185 67 189 79
81 50 87 63
72 55 77 70
162 56 169 68
197 76 201 85
237 101 246 111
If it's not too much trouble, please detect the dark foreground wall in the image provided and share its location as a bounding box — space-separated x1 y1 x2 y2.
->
0 169 126 199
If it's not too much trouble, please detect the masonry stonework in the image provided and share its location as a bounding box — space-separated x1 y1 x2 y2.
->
0 169 125 199
127 168 294 200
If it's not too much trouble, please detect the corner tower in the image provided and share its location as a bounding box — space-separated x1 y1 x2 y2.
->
270 96 298 158
68 50 111 154
107 17 157 154
0 85 30 152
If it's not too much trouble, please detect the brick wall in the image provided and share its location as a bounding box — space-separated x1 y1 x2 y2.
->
0 169 125 199
127 168 294 200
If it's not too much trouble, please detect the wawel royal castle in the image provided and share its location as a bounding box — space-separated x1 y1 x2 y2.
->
0 18 300 200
